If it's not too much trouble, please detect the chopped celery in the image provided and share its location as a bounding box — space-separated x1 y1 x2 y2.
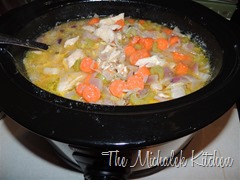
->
72 59 81 71
152 42 160 53
96 73 108 84
43 77 59 93
181 37 190 44
130 91 156 105
150 66 164 79
126 27 137 38
85 38 95 48
194 54 208 65
134 44 143 50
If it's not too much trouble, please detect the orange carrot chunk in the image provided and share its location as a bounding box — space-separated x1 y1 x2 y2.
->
124 45 136 57
139 20 145 25
128 18 135 24
109 79 127 98
135 66 150 79
162 27 173 35
172 52 192 61
175 62 189 75
129 49 150 65
127 75 145 90
76 83 87 96
80 57 98 73
169 36 180 46
87 17 100 25
115 19 125 30
156 38 169 51
82 84 101 102
139 38 154 51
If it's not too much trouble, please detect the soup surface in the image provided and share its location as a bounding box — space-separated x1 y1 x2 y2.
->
23 13 211 105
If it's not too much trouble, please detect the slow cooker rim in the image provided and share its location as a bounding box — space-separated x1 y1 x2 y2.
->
0 0 240 148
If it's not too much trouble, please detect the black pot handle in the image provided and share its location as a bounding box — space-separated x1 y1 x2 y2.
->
84 165 131 180
72 151 131 180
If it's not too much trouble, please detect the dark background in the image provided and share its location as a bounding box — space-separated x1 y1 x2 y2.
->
0 0 34 15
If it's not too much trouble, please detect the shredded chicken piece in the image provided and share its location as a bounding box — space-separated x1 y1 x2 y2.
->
82 25 96 32
57 72 86 93
99 13 124 25
94 25 121 43
64 36 79 48
109 50 121 62
101 45 114 54
64 49 85 68
94 26 115 43
135 55 166 67
98 44 127 79
93 13 124 43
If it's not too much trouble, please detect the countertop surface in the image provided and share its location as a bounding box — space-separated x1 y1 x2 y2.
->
0 105 239 180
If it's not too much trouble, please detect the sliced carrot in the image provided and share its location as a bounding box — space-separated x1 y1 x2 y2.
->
175 62 189 75
135 66 150 79
139 38 154 51
156 38 169 51
139 20 145 25
128 18 135 24
172 52 193 62
88 17 100 25
129 49 150 65
124 45 136 57
76 83 87 96
126 75 145 90
162 27 173 35
92 61 98 71
109 79 127 98
169 36 180 46
82 84 101 102
80 57 98 73
115 19 125 30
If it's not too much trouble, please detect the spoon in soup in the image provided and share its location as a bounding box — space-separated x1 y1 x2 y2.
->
0 33 48 50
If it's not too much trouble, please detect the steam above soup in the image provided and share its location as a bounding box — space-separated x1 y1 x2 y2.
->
23 13 211 105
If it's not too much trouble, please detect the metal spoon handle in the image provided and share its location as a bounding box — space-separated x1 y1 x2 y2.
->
0 33 48 50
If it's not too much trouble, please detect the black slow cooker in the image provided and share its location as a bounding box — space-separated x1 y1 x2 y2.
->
0 0 239 179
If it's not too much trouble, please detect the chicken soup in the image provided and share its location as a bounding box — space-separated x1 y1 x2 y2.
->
23 13 211 105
